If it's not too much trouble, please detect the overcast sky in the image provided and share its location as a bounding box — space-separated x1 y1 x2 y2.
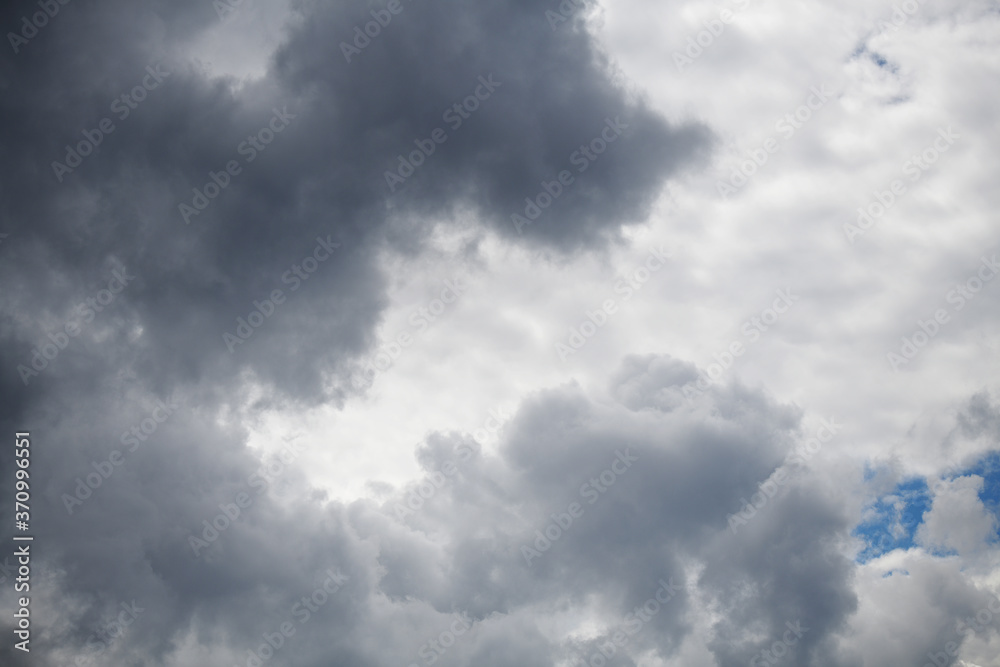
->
1 0 999 666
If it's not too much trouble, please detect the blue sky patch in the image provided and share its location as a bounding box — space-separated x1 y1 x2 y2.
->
854 478 932 563
947 451 1000 539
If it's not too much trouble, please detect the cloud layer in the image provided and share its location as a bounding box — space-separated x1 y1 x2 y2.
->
1 0 999 666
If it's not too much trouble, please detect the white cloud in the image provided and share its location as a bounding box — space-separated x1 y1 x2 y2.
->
918 476 999 556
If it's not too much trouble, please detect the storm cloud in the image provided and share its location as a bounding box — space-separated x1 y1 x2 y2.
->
1 0 999 666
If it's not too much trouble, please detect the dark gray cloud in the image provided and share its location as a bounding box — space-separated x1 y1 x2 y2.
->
3 1 995 666
1 350 861 667
0 0 708 416
0 0 711 663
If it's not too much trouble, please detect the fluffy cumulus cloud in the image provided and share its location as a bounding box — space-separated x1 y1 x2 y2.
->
917 476 998 556
0 0 998 666
0 351 848 667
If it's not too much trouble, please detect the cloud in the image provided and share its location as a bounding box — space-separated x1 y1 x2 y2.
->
918 476 999 556
0 0 709 420
0 351 864 667
2 1 999 666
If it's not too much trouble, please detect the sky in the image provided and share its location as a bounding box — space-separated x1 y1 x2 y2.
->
0 0 999 666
